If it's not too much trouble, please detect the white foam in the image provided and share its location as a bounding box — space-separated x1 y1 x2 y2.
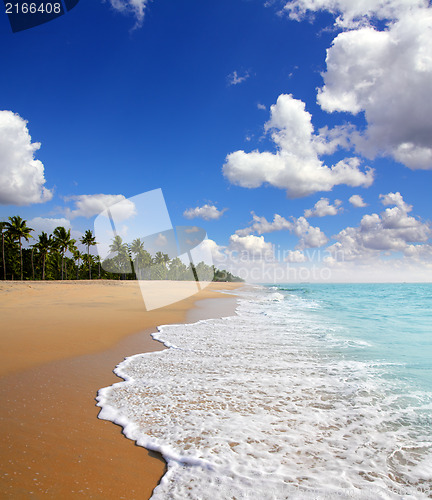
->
97 288 432 499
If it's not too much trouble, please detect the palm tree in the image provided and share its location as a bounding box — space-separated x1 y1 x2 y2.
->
4 232 19 280
34 232 53 280
53 226 76 280
109 235 126 254
94 255 102 279
130 238 152 279
72 247 82 280
5 216 33 280
130 238 144 256
109 235 131 279
0 221 7 280
168 257 188 280
80 230 97 279
154 251 170 265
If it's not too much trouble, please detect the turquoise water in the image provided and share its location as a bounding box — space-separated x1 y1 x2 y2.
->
273 283 432 392
98 283 432 499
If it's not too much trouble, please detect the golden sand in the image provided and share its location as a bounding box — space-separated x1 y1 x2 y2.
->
0 280 242 499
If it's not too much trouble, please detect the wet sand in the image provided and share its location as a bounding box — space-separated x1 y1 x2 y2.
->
0 280 242 499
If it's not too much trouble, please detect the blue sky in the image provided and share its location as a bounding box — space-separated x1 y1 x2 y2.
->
1 0 431 282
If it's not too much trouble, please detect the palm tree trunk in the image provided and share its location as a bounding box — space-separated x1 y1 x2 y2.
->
61 253 64 280
42 254 46 280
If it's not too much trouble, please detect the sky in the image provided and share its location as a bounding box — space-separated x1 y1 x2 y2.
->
1 0 432 282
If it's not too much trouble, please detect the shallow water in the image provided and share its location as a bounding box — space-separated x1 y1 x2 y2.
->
97 284 432 499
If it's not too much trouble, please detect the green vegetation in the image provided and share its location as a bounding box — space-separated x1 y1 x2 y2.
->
0 216 243 282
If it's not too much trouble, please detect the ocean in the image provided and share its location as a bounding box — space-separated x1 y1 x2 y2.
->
97 284 432 499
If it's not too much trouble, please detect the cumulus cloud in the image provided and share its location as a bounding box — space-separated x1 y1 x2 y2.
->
404 243 432 259
304 198 342 217
223 94 374 198
183 204 227 221
379 191 412 211
200 238 226 261
229 234 274 259
349 194 367 207
293 216 329 249
236 212 328 249
280 0 427 28
65 194 137 221
257 103 266 110
317 8 432 170
275 0 432 170
327 192 431 261
0 111 53 206
29 217 72 236
235 213 292 236
107 0 151 28
227 71 250 86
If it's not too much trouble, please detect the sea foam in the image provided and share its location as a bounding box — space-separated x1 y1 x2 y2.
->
97 286 432 499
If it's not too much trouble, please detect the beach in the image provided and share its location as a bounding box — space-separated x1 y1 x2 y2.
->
0 280 243 499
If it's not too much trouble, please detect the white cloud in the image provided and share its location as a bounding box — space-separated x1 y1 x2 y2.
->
304 198 342 217
257 103 266 110
229 234 274 259
183 204 227 221
200 239 226 261
276 1 432 170
312 124 354 155
293 216 329 249
317 9 432 169
108 0 151 28
280 0 427 28
327 192 431 261
235 213 292 236
379 191 412 212
236 212 328 249
349 194 367 207
227 70 250 86
29 217 72 236
65 194 137 221
404 243 432 259
223 94 374 198
0 111 53 206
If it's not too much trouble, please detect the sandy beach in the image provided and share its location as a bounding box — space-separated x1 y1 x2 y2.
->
0 280 243 499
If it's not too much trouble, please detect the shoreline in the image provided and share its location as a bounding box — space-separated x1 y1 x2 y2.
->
0 280 243 499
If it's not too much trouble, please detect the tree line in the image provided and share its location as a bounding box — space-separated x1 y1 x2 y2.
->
0 216 243 282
